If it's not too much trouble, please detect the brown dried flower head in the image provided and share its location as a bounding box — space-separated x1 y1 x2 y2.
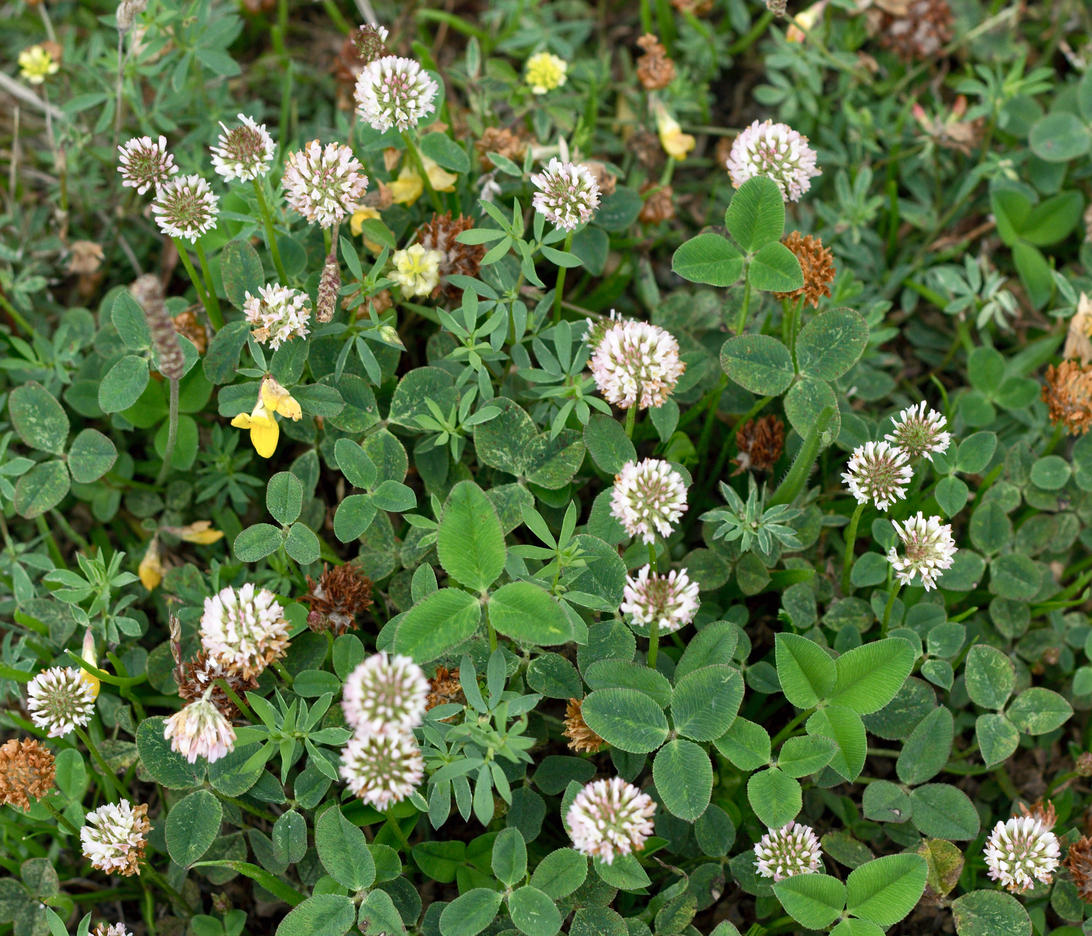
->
131 274 186 380
476 127 527 171
564 698 605 754
1043 360 1092 435
68 241 105 275
635 34 676 91
735 415 786 474
317 250 341 323
0 738 56 809
775 232 836 308
426 666 465 711
1077 752 1092 778
1018 800 1057 831
302 563 373 635
639 183 675 225
875 0 953 61
415 213 486 300
1067 835 1092 901
175 650 258 722
351 24 391 65
583 162 616 198
173 307 208 354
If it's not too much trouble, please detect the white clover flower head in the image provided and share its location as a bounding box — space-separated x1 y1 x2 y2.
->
341 652 430 735
610 458 688 544
210 114 275 182
93 924 133 936
354 56 438 133
887 511 957 591
984 816 1060 894
620 565 699 636
755 822 824 881
199 582 290 680
566 777 656 865
151 174 219 243
531 158 601 230
339 729 425 809
725 119 821 202
390 244 443 298
80 800 150 877
589 317 686 410
243 284 311 349
884 401 952 461
117 135 178 194
283 140 368 229
26 666 96 737
841 440 912 511
162 695 237 764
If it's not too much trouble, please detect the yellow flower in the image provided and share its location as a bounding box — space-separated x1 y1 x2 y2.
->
80 628 101 699
138 536 163 591
230 376 301 458
787 0 828 42
351 205 386 251
652 100 695 161
19 45 59 85
388 157 458 207
170 521 225 545
525 51 568 95
390 244 443 299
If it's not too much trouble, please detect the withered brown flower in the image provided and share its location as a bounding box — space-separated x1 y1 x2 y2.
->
0 738 56 809
175 650 258 722
1018 799 1057 830
735 414 786 474
564 698 605 754
426 666 465 711
875 0 953 61
1067 836 1092 901
415 213 486 300
639 183 675 224
476 127 527 171
302 563 374 635
317 250 341 323
1043 360 1092 435
1077 752 1092 778
635 34 676 91
775 232 836 309
173 307 208 354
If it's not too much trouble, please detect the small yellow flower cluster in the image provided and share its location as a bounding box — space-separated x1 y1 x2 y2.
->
525 52 568 95
19 45 59 85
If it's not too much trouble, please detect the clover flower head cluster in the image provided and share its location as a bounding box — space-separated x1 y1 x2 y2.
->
93 924 132 936
199 582 290 679
884 401 951 461
342 652 430 735
984 815 1060 894
531 158 601 230
610 458 688 543
588 316 685 410
525 51 568 94
243 284 311 349
354 56 438 132
163 695 237 764
283 141 368 228
841 440 912 511
620 565 699 635
339 730 425 810
566 777 656 865
755 822 824 881
390 244 444 298
210 114 275 182
887 512 957 590
27 666 97 737
80 799 150 877
151 174 219 243
725 119 821 202
0 738 55 809
117 135 177 194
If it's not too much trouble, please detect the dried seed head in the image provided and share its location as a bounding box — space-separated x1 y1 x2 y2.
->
116 0 147 32
476 127 526 171
1018 800 1057 831
130 274 186 380
876 0 953 60
635 34 676 90
1067 835 1092 900
350 24 390 64
1077 752 1092 778
0 738 55 809
638 183 675 224
175 650 258 722
735 415 785 474
774 232 836 308
426 666 465 711
1043 360 1092 435
173 307 208 354
415 212 486 299
302 563 373 634
317 250 341 323
564 699 605 754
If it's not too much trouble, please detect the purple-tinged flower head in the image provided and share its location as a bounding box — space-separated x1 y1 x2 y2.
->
354 56 438 133
531 158 600 230
610 458 688 544
620 565 699 635
588 315 685 410
211 114 275 182
725 119 820 202
283 141 368 229
566 777 656 865
163 694 237 764
199 583 290 680
117 135 177 194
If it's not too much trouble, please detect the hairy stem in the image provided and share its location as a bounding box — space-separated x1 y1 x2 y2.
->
155 377 179 486
252 179 288 282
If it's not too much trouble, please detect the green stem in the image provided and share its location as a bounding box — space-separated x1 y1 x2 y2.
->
646 541 660 668
41 798 80 834
155 377 179 486
647 541 657 572
173 239 214 324
624 404 637 439
734 278 753 335
252 179 288 282
141 863 187 906
0 290 35 336
74 726 127 800
271 660 294 687
401 131 443 212
697 375 729 466
771 707 814 748
35 516 65 568
841 502 866 594
193 241 223 329
881 582 901 632
217 678 256 722
49 509 89 552
384 811 413 849
552 231 574 323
